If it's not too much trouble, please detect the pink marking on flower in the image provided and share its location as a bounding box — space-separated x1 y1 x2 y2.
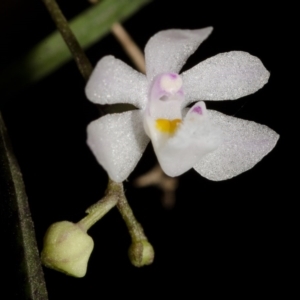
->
169 73 178 79
192 106 202 114
149 72 184 105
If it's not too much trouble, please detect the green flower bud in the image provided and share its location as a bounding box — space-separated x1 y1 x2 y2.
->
128 240 154 267
41 221 94 278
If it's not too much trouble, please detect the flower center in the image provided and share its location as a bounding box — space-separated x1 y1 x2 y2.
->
144 72 185 140
155 118 182 135
149 72 184 106
159 73 183 94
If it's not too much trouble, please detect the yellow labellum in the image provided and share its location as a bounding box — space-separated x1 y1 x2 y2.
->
155 119 182 135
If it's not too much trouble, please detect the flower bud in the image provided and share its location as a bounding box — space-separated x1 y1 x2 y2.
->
41 221 94 278
128 240 154 267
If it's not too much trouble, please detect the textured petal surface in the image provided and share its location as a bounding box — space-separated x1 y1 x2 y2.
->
85 56 148 109
193 110 279 181
87 110 150 182
182 51 270 105
145 28 213 83
146 102 221 177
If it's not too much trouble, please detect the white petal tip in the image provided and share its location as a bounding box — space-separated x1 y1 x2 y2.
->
87 111 149 183
194 110 279 181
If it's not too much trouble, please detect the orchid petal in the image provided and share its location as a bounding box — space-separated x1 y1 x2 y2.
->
182 51 270 106
146 102 221 177
85 56 148 109
87 110 150 182
145 28 213 83
193 110 279 181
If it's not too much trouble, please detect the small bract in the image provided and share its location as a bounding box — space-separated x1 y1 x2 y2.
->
85 27 279 182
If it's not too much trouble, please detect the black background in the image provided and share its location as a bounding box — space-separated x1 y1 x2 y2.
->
0 0 293 298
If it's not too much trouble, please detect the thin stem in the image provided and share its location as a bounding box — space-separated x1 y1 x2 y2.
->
111 23 146 74
41 0 93 80
117 195 147 242
78 180 123 231
79 179 147 243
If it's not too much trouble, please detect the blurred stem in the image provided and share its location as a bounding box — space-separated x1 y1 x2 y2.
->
41 0 92 81
111 23 146 74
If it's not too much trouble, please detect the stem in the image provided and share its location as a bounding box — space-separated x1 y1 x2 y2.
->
117 195 147 242
78 180 123 231
41 0 93 81
111 23 146 74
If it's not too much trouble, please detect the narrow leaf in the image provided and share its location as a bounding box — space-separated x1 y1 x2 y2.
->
0 0 151 98
0 111 48 299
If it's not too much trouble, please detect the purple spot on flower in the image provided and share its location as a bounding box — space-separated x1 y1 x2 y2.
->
192 106 202 115
169 73 177 79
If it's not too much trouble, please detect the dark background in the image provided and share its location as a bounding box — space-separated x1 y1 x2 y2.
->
0 0 293 298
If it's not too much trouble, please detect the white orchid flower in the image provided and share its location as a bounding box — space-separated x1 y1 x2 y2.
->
85 27 279 183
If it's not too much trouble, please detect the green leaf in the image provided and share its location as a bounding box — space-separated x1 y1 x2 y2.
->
0 111 48 299
0 0 151 98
